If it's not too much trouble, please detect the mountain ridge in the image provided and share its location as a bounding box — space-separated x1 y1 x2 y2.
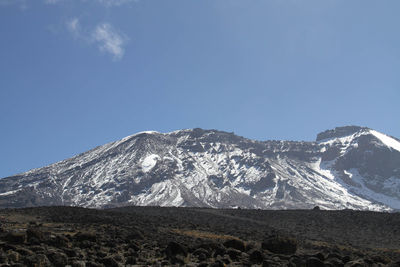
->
1 126 399 211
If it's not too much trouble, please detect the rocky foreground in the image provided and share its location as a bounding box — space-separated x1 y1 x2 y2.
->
0 206 399 266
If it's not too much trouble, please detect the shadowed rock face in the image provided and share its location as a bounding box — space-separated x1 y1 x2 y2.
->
316 126 369 142
0 126 399 210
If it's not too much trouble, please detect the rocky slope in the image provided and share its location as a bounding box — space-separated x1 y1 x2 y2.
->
0 206 400 266
0 126 399 210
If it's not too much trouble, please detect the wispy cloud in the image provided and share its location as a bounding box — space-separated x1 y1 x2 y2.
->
2 0 132 61
65 18 128 60
92 23 128 60
66 17 80 37
44 0 62 4
97 0 138 7
0 0 27 10
44 0 137 7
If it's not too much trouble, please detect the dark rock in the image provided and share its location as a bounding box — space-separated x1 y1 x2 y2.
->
74 232 97 242
312 252 325 261
86 261 104 267
197 252 207 262
245 241 258 252
193 247 209 262
78 240 94 249
126 229 144 240
26 227 45 242
210 260 225 267
193 248 210 258
262 235 297 255
7 251 20 263
0 243 16 251
249 249 264 264
113 254 124 262
63 248 78 257
50 235 70 248
213 245 226 258
327 253 343 260
262 259 278 267
371 254 390 264
344 259 364 267
313 206 321 210
226 248 242 261
221 256 231 264
125 256 136 265
165 241 188 258
342 255 351 263
128 241 140 251
223 239 246 252
0 252 7 264
15 248 33 256
170 254 186 265
99 256 120 267
96 251 108 258
197 242 223 252
160 259 171 266
289 255 304 266
29 246 45 253
72 260 86 267
47 251 68 267
126 248 138 258
325 257 344 267
5 232 26 244
23 254 51 267
306 257 325 267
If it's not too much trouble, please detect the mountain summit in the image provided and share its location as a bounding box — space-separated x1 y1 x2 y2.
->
1 126 399 211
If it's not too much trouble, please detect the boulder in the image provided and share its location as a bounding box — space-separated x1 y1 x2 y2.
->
306 257 325 267
99 256 120 267
249 249 264 264
26 227 45 242
226 248 242 261
47 251 68 267
262 235 297 255
344 259 365 267
72 260 86 267
7 251 20 263
5 232 26 244
165 241 188 258
74 232 97 242
126 229 144 240
223 239 246 252
24 254 51 267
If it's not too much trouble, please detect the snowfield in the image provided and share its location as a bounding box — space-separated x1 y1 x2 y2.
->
0 126 399 211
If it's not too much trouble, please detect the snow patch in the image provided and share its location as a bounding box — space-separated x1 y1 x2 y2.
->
132 130 159 136
0 189 20 196
142 154 160 172
370 130 400 152
344 169 400 209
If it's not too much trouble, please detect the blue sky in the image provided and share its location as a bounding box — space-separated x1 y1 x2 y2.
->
1 0 399 178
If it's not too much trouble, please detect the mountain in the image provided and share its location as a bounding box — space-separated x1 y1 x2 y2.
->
1 126 399 211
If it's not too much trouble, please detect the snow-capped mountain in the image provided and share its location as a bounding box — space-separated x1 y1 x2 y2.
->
1 126 399 211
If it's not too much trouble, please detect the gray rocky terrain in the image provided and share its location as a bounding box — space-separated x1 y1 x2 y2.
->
0 206 400 266
0 126 399 211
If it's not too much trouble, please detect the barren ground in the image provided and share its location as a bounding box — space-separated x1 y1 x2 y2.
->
0 206 399 266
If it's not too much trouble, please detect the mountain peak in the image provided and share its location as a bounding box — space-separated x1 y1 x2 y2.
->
1 126 399 211
316 126 370 142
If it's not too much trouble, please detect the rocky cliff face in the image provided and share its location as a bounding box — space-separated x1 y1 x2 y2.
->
1 126 399 210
